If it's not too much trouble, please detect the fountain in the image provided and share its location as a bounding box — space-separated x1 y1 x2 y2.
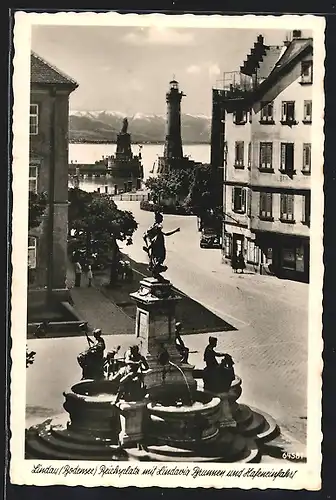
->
25 211 280 462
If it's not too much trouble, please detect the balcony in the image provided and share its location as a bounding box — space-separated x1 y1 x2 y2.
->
214 72 257 97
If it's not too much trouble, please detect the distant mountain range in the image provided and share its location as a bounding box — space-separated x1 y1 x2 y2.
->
69 111 211 144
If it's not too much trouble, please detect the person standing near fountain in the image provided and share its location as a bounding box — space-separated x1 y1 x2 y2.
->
143 211 180 279
203 336 226 392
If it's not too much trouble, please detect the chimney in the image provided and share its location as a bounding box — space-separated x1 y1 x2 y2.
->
292 30 302 39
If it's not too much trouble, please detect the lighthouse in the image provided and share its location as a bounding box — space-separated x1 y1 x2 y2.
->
164 79 186 160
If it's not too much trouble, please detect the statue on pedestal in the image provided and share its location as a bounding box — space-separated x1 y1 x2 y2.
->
77 328 106 380
112 345 149 403
203 337 235 393
121 117 128 134
175 322 189 364
143 211 180 279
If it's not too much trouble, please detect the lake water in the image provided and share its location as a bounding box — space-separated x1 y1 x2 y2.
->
69 143 211 193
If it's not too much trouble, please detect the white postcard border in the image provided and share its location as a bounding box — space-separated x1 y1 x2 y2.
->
10 11 325 490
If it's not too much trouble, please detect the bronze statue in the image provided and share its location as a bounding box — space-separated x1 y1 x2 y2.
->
121 117 128 134
203 336 235 393
77 328 106 380
143 211 180 279
175 322 189 364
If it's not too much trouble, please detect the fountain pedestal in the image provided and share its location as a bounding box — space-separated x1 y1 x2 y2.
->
130 277 197 400
215 391 237 430
116 400 147 448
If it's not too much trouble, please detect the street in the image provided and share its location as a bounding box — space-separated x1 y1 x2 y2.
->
116 201 309 444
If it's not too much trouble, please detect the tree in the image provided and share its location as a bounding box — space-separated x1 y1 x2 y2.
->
145 168 195 205
29 191 48 230
68 188 138 285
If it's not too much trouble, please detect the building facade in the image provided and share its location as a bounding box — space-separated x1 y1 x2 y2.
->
212 31 312 282
28 52 78 307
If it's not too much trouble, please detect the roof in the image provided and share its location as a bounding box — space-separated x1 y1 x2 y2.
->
268 38 312 79
30 51 78 88
257 45 283 81
251 37 313 103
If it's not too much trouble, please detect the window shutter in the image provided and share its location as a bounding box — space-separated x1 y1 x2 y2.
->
282 102 286 120
231 187 235 211
247 189 251 216
281 144 286 169
267 143 272 167
302 195 306 222
280 194 284 216
242 188 247 213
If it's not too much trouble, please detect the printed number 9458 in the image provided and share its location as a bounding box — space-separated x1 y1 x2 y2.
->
282 452 305 460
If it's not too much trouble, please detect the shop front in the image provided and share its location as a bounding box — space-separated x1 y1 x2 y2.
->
253 232 309 282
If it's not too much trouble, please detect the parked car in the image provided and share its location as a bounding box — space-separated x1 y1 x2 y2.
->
200 228 221 249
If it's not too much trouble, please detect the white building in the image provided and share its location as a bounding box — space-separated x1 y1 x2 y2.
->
213 31 312 281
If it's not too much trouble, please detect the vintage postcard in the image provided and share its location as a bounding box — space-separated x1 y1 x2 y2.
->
10 11 324 489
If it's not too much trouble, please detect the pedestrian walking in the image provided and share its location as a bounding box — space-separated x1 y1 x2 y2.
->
231 254 239 273
87 264 93 287
74 261 82 287
237 251 246 274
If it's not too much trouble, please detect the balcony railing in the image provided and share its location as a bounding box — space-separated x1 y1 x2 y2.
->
214 71 257 96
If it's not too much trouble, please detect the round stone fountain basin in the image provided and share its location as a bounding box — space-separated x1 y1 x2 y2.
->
147 390 221 447
63 379 120 440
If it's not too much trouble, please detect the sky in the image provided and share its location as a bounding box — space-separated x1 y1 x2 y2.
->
32 25 296 117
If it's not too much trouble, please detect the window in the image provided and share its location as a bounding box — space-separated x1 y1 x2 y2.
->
259 192 273 220
303 100 312 123
280 193 295 222
301 60 313 84
302 143 311 173
30 104 39 135
281 101 296 124
260 101 274 123
29 165 38 193
247 239 259 264
281 247 296 270
302 193 311 225
232 187 246 213
224 234 232 258
280 143 295 174
259 142 273 170
28 237 37 269
234 141 244 168
233 109 247 125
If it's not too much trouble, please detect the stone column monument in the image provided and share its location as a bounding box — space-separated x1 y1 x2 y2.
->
130 213 197 401
130 277 196 401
